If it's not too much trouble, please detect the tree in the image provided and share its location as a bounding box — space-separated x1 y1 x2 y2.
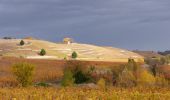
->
127 58 140 79
116 67 136 87
72 51 77 59
151 65 158 77
63 61 91 84
12 62 35 87
20 40 25 46
40 49 46 56
127 58 138 71
61 69 75 87
74 70 90 84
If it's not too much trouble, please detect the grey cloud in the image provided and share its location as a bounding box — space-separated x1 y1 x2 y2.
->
0 0 170 50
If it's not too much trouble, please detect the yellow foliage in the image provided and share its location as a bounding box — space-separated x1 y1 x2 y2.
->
117 67 136 87
155 74 169 87
138 70 155 86
0 87 169 99
97 78 106 90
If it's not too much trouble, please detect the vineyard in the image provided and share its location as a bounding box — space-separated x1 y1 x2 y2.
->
0 87 170 100
0 57 126 87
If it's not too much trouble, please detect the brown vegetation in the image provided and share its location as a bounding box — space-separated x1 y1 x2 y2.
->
0 57 126 87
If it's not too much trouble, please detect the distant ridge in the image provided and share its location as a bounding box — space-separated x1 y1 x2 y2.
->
133 50 163 58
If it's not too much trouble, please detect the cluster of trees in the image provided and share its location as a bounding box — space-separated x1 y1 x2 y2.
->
3 37 16 39
11 58 169 88
145 55 170 66
61 59 169 88
158 50 170 56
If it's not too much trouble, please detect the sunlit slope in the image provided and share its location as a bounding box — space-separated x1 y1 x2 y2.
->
0 39 144 62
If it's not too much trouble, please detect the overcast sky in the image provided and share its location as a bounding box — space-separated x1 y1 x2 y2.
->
0 0 170 51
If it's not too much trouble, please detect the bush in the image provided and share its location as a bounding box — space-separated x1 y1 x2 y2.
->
137 70 155 86
12 62 35 87
72 51 77 59
35 82 50 87
74 70 90 84
112 65 125 84
150 65 158 77
97 78 106 90
64 61 92 84
40 49 46 56
116 67 136 87
155 74 169 87
20 40 25 46
127 58 141 79
61 69 75 87
127 58 139 72
90 68 113 86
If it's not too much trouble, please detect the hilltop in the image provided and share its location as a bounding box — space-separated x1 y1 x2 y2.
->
133 50 163 58
0 38 144 62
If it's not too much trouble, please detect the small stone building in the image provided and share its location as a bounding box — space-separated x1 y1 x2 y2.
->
63 38 74 44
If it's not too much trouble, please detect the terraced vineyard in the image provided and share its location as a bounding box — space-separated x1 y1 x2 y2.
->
0 39 143 62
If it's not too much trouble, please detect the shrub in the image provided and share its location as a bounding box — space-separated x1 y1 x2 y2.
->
127 58 141 79
112 65 125 83
155 74 169 87
91 68 113 86
150 65 158 77
35 82 50 87
12 62 35 87
20 40 25 46
137 70 155 86
40 49 46 56
72 51 77 59
74 70 90 84
88 66 96 73
127 58 139 72
61 69 74 87
97 78 106 90
116 67 136 87
64 61 92 84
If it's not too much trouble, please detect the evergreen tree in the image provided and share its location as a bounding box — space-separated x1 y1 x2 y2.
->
72 51 77 59
20 40 25 46
40 49 46 56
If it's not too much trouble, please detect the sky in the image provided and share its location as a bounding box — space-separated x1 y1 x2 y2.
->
0 0 170 51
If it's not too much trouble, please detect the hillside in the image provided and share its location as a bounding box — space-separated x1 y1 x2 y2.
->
0 39 144 62
133 50 163 58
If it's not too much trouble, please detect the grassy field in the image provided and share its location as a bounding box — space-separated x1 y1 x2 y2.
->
0 87 170 100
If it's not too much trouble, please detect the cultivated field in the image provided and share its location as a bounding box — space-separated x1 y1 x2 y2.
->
0 87 170 100
0 39 144 62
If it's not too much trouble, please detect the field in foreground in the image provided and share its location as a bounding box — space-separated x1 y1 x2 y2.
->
0 87 170 100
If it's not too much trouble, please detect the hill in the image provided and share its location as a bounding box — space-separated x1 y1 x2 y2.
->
158 50 170 56
133 50 163 58
0 39 144 62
